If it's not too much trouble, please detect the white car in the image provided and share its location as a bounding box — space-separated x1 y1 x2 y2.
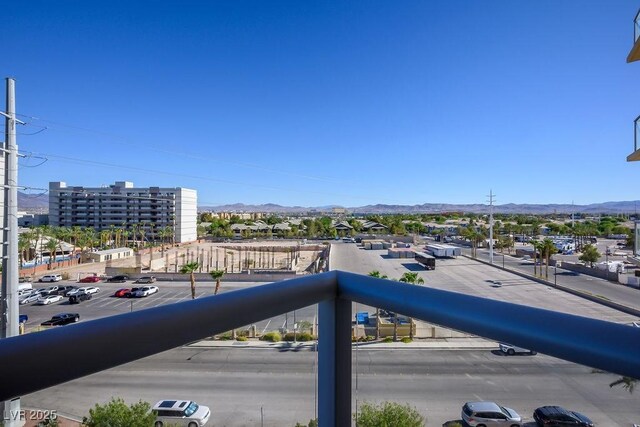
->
68 286 100 296
152 400 210 427
133 285 159 298
35 294 63 305
38 274 62 283
462 401 522 427
499 342 537 356
19 292 42 305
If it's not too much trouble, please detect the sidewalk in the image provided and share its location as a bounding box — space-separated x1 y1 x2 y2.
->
186 336 497 350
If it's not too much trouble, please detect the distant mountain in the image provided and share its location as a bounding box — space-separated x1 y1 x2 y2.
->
201 201 640 215
18 191 48 212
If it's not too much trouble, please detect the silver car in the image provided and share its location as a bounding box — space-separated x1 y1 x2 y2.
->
462 401 522 427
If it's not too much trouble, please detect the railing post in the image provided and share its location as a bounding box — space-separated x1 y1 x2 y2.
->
318 297 352 427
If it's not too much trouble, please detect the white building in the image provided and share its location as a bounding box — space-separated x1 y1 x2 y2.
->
48 181 197 243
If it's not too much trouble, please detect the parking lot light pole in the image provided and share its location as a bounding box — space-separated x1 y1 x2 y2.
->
554 263 557 286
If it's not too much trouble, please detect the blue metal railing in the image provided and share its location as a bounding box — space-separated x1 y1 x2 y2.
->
0 270 638 426
635 9 640 43
635 115 640 153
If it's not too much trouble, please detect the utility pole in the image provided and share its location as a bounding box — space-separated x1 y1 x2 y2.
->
1 77 21 426
488 190 495 265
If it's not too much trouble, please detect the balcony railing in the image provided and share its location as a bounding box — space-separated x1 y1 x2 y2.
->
0 270 638 426
629 8 640 62
627 115 640 161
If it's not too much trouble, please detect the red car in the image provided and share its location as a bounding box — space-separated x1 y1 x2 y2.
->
114 288 131 298
79 276 101 283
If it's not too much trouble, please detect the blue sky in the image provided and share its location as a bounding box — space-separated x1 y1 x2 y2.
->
3 1 639 207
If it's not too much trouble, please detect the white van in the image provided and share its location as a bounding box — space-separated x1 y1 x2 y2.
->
18 277 33 292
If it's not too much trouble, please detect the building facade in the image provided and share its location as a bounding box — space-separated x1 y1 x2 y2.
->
48 181 197 243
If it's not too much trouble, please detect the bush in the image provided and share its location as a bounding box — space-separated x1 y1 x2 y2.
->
401 337 413 344
382 337 393 343
83 397 156 427
61 272 71 280
294 420 317 427
354 401 424 427
261 331 282 342
236 336 248 342
283 332 315 341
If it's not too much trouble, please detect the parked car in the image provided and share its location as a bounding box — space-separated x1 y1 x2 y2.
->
40 313 80 326
19 292 41 305
125 287 141 298
533 405 594 426
18 276 33 291
132 285 159 298
461 401 522 427
35 294 63 305
106 275 129 283
38 274 62 282
79 275 102 283
68 286 100 296
114 288 131 298
152 400 211 427
39 286 62 296
62 286 79 296
56 285 77 295
499 343 537 356
135 276 157 284
69 291 92 304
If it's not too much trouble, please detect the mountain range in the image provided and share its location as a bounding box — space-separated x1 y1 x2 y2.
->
17 192 640 215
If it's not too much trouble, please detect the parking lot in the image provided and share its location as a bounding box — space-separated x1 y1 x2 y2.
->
20 279 317 335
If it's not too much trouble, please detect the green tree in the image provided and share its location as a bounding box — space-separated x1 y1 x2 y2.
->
45 238 59 268
579 244 600 268
399 272 424 285
354 401 424 427
83 397 156 427
210 269 225 295
180 262 200 299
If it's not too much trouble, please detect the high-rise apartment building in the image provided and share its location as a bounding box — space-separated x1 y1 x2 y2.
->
48 181 197 243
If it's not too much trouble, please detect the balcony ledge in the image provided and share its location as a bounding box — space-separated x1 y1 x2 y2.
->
627 148 640 162
628 37 640 63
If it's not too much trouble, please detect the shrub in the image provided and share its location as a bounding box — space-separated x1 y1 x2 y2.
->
294 420 317 427
382 337 393 343
401 337 413 344
83 397 156 427
354 401 424 427
61 272 71 280
236 336 248 342
283 332 315 341
261 331 281 342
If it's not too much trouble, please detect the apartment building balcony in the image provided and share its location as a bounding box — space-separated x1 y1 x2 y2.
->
626 115 640 161
1 271 638 426
628 8 640 62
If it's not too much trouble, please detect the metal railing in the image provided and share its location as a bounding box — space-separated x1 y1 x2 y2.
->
635 114 640 153
635 8 640 43
0 270 638 426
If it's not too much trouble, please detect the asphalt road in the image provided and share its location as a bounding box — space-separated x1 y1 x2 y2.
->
330 241 639 324
22 348 640 426
468 246 640 314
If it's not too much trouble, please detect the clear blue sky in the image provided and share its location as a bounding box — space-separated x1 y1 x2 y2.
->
3 1 639 207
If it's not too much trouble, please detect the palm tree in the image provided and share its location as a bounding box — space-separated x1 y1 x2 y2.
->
18 232 31 268
180 262 200 299
209 270 225 295
368 271 388 339
398 272 423 339
540 238 558 279
45 238 59 269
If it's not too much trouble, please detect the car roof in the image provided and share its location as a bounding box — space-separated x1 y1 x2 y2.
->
536 406 571 416
464 401 502 412
153 400 192 410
